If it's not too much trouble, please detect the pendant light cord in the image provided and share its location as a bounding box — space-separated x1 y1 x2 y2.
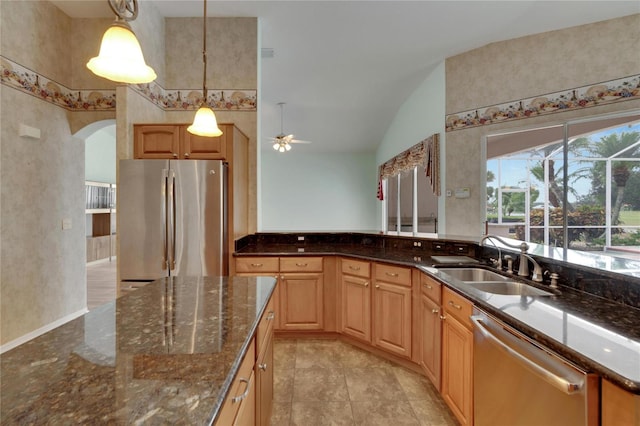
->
201 0 208 104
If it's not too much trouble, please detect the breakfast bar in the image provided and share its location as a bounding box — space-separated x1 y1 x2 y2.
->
0 276 276 425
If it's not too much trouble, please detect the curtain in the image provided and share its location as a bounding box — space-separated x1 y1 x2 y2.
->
377 133 440 200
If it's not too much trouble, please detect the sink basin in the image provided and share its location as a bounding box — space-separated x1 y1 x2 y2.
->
466 281 553 297
441 268 511 282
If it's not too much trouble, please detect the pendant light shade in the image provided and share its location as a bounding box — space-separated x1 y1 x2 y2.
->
87 21 157 84
188 0 223 138
187 106 223 137
86 0 156 84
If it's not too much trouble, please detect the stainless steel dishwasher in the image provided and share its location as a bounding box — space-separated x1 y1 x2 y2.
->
472 307 599 426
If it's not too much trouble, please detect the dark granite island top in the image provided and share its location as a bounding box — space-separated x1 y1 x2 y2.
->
0 276 276 425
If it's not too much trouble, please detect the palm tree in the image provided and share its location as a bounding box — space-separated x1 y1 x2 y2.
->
585 131 640 226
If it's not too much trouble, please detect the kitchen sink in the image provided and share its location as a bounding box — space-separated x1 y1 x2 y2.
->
440 268 511 282
439 267 554 297
466 281 553 296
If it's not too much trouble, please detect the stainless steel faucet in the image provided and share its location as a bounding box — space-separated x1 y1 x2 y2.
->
480 235 542 281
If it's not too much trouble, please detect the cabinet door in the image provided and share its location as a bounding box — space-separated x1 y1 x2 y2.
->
420 293 441 389
183 127 227 160
442 312 473 426
341 274 371 342
280 273 324 330
373 281 412 357
602 379 639 426
134 125 180 159
233 370 256 426
256 330 274 426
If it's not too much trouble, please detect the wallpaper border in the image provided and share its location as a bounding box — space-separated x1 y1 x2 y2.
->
445 74 640 132
0 56 257 112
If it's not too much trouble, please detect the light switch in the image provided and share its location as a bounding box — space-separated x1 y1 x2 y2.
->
62 218 72 230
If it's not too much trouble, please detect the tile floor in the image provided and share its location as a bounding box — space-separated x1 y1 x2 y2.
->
270 338 459 426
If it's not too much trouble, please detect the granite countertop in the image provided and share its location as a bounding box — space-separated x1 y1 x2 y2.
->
0 276 276 425
235 240 640 394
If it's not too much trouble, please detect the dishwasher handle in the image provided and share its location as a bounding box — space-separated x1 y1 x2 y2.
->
471 315 583 395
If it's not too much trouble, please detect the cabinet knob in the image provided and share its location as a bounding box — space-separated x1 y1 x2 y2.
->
172 153 178 158
364 281 369 287
440 315 446 320
432 308 439 314
375 285 380 289
184 153 190 158
258 363 268 371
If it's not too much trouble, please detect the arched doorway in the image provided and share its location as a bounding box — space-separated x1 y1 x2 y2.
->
76 119 117 309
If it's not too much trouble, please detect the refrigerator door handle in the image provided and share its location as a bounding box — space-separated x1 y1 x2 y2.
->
162 169 169 270
169 170 177 271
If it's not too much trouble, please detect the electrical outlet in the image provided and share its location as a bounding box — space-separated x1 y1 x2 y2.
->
298 236 305 241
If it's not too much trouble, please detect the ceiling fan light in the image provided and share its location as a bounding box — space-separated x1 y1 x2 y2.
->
278 145 286 153
87 21 157 84
273 142 280 150
285 143 292 151
187 106 223 137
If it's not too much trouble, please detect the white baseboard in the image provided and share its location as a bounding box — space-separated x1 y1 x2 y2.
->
0 308 89 354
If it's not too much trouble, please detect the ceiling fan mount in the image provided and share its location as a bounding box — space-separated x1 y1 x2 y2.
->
268 102 311 152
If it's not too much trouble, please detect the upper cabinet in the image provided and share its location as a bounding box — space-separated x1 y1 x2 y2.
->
134 123 229 160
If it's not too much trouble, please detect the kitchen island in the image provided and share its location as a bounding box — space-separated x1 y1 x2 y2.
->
0 276 276 425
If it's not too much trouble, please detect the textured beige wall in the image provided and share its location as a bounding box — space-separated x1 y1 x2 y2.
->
1 80 87 345
446 14 640 114
444 14 640 236
164 18 257 89
131 0 166 87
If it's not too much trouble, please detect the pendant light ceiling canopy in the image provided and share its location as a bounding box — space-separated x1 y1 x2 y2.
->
187 0 223 138
87 0 157 84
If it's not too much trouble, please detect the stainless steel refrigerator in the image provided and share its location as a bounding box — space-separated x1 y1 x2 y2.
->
119 159 228 286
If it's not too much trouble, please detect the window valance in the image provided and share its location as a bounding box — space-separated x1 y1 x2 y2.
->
377 133 440 199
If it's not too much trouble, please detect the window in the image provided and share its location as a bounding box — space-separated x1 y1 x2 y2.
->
486 110 640 253
380 134 440 236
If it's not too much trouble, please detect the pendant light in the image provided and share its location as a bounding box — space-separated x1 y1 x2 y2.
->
87 0 157 84
187 0 223 137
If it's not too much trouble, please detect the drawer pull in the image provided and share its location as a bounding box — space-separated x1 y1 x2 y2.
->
423 283 433 290
250 263 263 267
385 272 399 277
296 263 308 267
432 308 440 314
258 363 268 371
267 311 275 321
232 378 251 403
448 300 462 310
349 265 361 271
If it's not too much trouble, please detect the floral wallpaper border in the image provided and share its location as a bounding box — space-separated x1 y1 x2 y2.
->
445 74 640 132
0 56 257 112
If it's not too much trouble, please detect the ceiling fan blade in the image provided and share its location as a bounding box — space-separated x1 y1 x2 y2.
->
290 139 312 144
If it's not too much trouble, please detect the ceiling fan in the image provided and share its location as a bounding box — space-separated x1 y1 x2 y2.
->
268 102 311 152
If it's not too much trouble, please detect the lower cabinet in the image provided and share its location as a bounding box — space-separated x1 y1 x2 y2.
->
417 274 442 389
280 272 324 330
341 258 372 342
216 340 257 425
372 263 412 358
602 379 640 426
256 324 274 425
441 288 474 426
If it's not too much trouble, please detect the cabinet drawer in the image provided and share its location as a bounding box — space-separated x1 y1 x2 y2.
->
375 263 412 287
443 287 473 329
256 297 275 355
420 273 441 304
280 257 323 272
341 258 371 278
235 257 279 274
216 339 256 425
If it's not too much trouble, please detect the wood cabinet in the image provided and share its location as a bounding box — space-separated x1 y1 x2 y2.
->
216 339 256 425
280 257 324 330
134 123 228 160
372 263 412 358
441 287 473 426
602 379 640 426
256 297 275 426
235 256 324 331
340 258 372 342
418 272 442 389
